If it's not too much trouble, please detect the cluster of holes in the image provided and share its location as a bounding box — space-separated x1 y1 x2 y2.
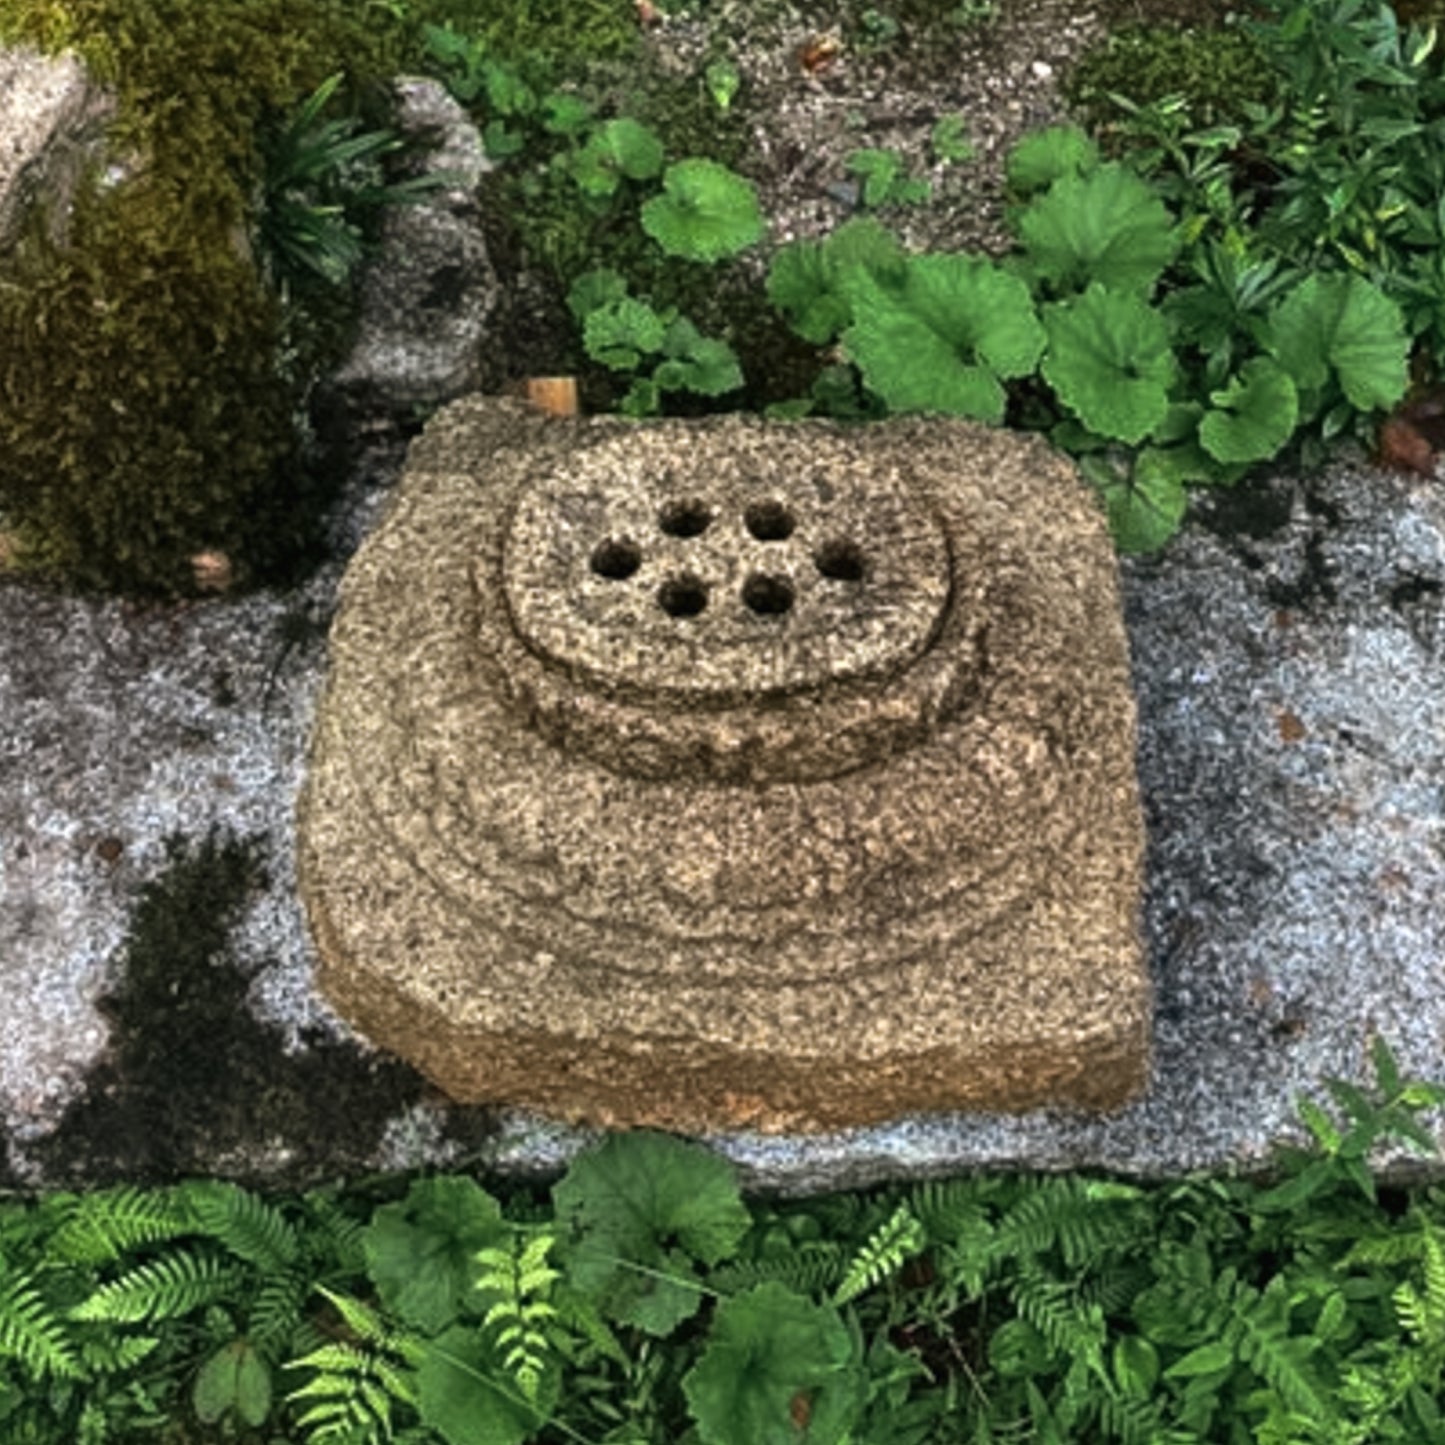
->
588 497 867 619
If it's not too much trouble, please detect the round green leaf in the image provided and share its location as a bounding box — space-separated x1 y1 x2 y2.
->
418 1325 558 1445
641 159 766 261
682 1284 863 1445
1019 163 1177 294
1267 273 1409 411
1042 283 1176 443
841 254 1045 422
234 1345 273 1427
566 267 628 324
987 1319 1052 1379
193 1339 271 1428
553 1133 750 1337
1082 449 1189 554
362 1177 507 1335
583 297 668 370
599 117 665 180
1199 356 1298 463
193 1344 239 1425
765 217 906 344
1005 124 1100 195
655 336 744 396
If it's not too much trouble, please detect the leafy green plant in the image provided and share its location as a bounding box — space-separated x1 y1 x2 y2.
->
640 158 766 262
3 1042 1445 1443
568 269 744 415
764 117 1410 552
567 117 666 201
930 113 975 164
553 1132 751 1337
252 70 453 294
683 1283 865 1445
845 148 932 209
420 21 581 160
1079 0 1445 366
705 58 742 114
287 1285 424 1445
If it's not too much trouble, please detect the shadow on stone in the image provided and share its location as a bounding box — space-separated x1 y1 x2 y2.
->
28 828 463 1191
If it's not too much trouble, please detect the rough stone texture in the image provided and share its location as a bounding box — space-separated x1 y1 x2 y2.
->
297 396 1149 1132
0 44 117 251
314 77 499 437
6 429 1445 1191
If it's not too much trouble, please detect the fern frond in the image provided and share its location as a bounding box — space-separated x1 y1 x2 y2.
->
1234 1277 1334 1422
909 1176 993 1242
1093 1392 1197 1445
187 1181 299 1273
1340 1230 1428 1268
475 1235 558 1403
1076 1261 1153 1318
0 1269 82 1379
549 1283 628 1368
250 1268 311 1357
302 1194 368 1275
48 1187 196 1265
288 1311 419 1445
992 1177 1082 1261
1421 1217 1445 1332
77 1331 159 1374
316 1286 389 1345
834 1204 925 1305
291 1342 377 1377
71 1250 243 1324
1011 1260 1107 1374
710 1242 845 1298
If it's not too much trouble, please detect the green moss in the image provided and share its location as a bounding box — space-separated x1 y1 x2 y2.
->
0 177 336 597
0 0 452 596
410 0 640 66
1063 21 1281 143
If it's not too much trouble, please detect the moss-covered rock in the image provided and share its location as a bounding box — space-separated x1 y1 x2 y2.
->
0 175 331 597
0 0 439 596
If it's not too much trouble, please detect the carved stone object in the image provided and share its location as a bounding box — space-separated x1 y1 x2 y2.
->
298 396 1149 1131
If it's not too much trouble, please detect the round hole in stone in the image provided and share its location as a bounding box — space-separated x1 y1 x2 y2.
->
815 538 866 582
744 499 796 541
590 537 642 580
742 573 795 616
658 498 713 538
658 575 709 617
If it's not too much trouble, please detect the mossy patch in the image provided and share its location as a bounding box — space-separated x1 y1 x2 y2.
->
0 179 339 599
1063 17 1281 146
29 830 479 1191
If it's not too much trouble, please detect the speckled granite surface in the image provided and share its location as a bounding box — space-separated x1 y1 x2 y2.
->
3 412 1443 1193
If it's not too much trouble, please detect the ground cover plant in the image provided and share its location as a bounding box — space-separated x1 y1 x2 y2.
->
7 0 1442 591
0 1038 1443 1443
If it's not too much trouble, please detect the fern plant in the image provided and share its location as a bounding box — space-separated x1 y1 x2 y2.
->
474 1233 560 1404
3 1041 1445 1444
287 1285 426 1445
